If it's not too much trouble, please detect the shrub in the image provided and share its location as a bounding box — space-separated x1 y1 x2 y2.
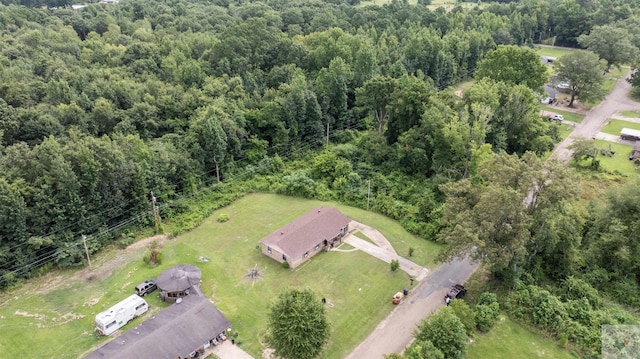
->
408 247 415 257
474 304 499 332
415 307 467 359
282 261 290 269
449 300 476 336
560 276 602 309
390 259 400 272
217 213 230 222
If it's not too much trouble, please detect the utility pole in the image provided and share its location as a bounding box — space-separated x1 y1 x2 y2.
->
367 179 371 211
151 191 162 233
82 234 92 269
326 122 330 147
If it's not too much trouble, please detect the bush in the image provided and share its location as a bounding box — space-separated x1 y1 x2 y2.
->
560 276 602 309
390 259 400 272
282 261 289 269
449 300 476 336
415 308 467 359
217 213 230 222
474 304 499 332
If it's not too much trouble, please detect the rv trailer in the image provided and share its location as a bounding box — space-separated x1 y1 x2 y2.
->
95 294 149 336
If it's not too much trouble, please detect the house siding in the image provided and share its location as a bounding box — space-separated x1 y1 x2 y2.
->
259 207 350 268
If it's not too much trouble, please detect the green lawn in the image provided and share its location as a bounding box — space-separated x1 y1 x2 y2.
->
467 316 577 359
600 119 640 136
0 193 443 358
593 140 638 177
539 105 585 123
620 110 640 118
534 46 576 59
600 67 626 97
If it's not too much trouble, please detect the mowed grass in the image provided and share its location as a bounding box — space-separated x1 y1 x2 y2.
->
600 119 640 135
601 67 627 96
539 105 585 123
593 140 638 177
467 316 577 359
534 45 576 59
620 110 640 118
0 193 443 359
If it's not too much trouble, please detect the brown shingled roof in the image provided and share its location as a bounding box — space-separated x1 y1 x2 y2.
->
85 294 230 359
260 207 350 259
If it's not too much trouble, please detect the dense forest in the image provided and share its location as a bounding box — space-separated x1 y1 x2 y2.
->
1 0 640 356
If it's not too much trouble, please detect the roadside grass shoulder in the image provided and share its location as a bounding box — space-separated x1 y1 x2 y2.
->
620 110 640 118
0 193 442 358
600 118 640 135
467 316 577 359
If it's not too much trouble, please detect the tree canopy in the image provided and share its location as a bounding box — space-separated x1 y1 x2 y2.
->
475 45 548 90
267 288 330 359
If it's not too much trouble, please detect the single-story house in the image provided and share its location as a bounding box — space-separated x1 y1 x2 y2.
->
85 294 231 359
260 207 350 268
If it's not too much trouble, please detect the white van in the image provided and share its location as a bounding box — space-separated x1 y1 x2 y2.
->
95 294 149 336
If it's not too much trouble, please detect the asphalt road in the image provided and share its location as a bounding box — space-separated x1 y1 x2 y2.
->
550 70 639 163
345 256 478 359
344 69 640 359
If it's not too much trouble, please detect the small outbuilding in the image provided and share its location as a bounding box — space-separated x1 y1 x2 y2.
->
260 207 350 268
85 294 231 359
629 141 640 161
157 264 202 302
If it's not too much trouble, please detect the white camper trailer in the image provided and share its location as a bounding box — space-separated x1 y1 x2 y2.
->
95 294 149 336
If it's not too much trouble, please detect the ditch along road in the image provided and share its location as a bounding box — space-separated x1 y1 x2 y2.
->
345 71 640 359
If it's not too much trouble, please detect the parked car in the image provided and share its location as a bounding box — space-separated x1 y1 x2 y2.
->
135 279 157 297
445 284 467 301
541 97 554 104
549 114 564 122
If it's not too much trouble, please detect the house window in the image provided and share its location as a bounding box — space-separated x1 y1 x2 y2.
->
267 247 272 254
315 244 320 250
282 254 287 261
304 252 309 258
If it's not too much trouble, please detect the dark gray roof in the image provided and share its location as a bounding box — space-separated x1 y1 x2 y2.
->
85 295 230 359
157 264 202 293
260 207 350 259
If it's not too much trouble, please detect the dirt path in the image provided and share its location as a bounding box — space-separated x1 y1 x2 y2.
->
550 70 640 163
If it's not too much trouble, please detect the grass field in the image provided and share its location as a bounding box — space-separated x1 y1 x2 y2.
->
592 140 638 177
0 193 443 358
620 110 640 118
534 46 576 59
539 105 585 123
600 119 640 135
600 67 627 96
467 316 577 359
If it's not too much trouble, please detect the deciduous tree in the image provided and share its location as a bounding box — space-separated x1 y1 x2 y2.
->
475 45 548 91
554 51 605 108
267 288 330 359
577 25 638 72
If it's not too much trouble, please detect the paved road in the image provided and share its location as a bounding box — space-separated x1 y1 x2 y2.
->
550 71 640 163
345 256 478 359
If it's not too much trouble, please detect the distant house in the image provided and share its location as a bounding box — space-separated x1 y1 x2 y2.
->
630 141 640 161
260 207 350 268
621 128 640 141
85 294 231 359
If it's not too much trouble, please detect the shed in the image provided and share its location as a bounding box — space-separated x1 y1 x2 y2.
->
157 264 202 302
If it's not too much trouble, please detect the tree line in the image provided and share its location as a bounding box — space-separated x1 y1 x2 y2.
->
0 0 638 327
